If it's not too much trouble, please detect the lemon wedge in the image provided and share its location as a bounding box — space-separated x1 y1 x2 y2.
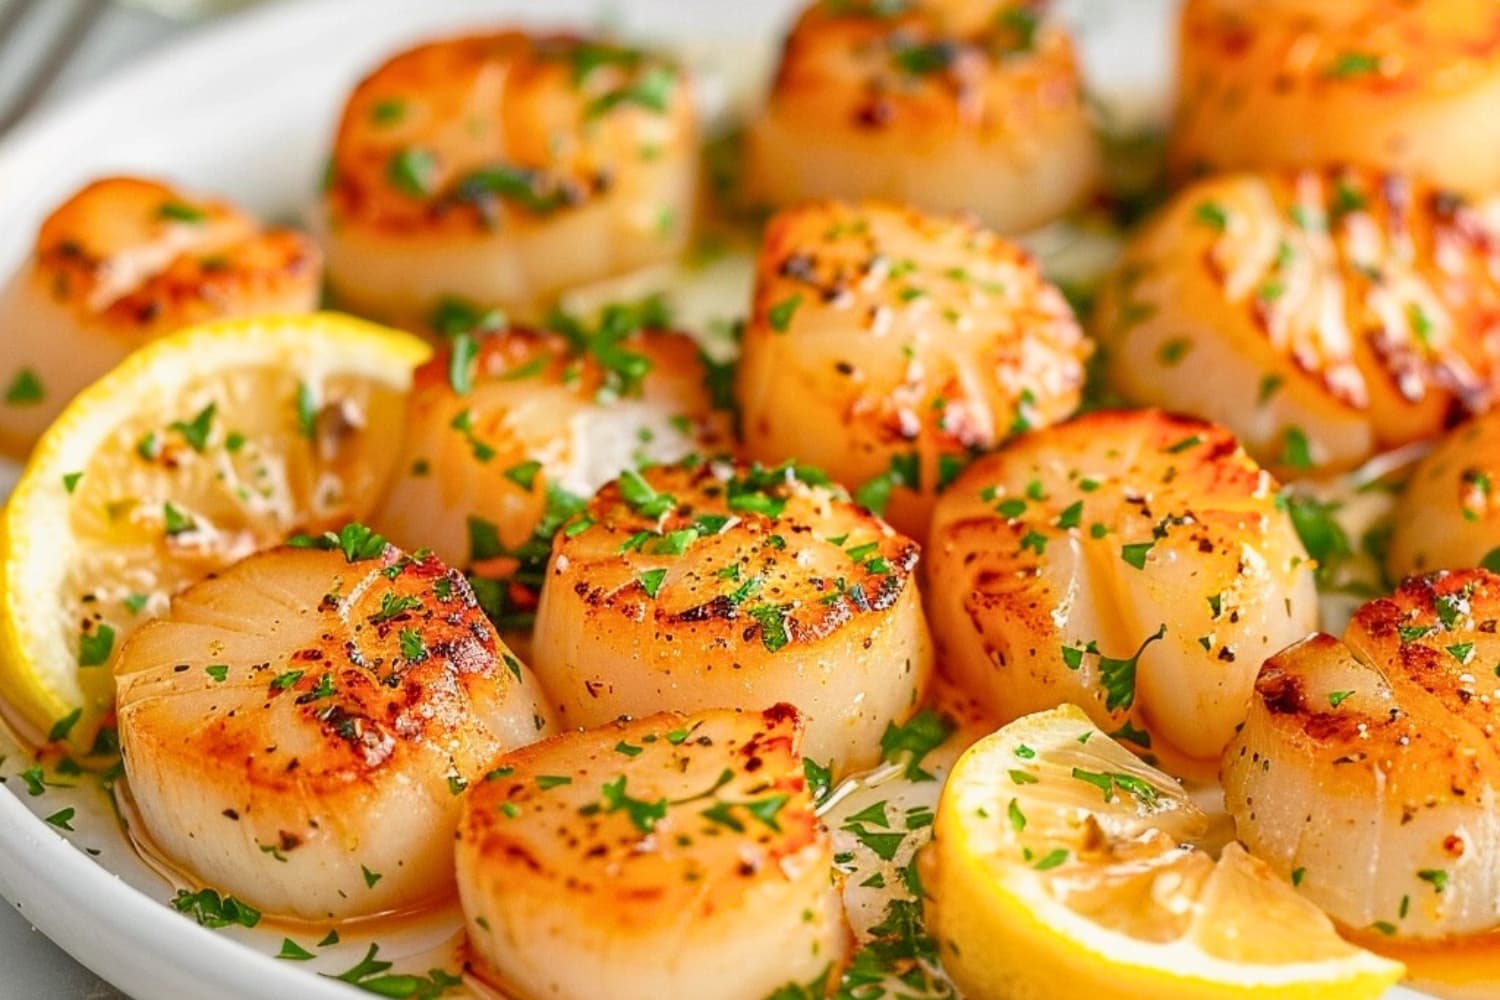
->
921 705 1405 1000
0 312 428 747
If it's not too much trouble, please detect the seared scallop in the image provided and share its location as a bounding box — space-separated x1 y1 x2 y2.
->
1224 569 1500 944
372 313 730 635
1094 168 1500 477
0 177 320 456
457 705 847 1000
530 458 933 776
745 0 1098 234
1172 0 1500 194
927 409 1318 771
1388 411 1500 577
736 199 1089 543
319 32 696 327
114 534 554 920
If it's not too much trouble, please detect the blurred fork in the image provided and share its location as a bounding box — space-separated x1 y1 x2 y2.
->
0 0 104 135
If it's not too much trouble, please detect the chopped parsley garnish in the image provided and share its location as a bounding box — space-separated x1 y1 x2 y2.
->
295 381 317 440
767 293 803 333
1328 51 1381 77
749 604 791 652
619 469 675 518
48 708 82 743
638 567 668 598
78 624 116 668
1120 541 1154 570
429 296 506 339
388 147 439 197
855 452 919 516
156 201 207 224
1070 767 1160 808
328 942 462 998
703 793 790 834
270 669 304 691
1194 200 1229 231
1282 494 1352 582
287 522 387 562
162 501 196 536
803 758 834 807
600 775 668 833
399 629 427 662
447 332 479 395
585 64 677 119
171 888 261 929
1158 337 1191 365
1281 426 1314 469
879 707 954 782
503 459 542 491
3 368 43 406
168 403 216 453
890 38 958 75
1255 374 1286 408
1110 719 1152 748
370 592 422 625
453 163 573 216
545 295 668 399
1090 625 1168 713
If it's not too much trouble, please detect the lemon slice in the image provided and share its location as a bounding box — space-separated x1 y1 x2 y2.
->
0 312 428 747
922 705 1405 1000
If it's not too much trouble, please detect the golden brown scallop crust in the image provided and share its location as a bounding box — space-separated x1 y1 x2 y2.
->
927 408 1318 766
1096 167 1500 475
766 0 1084 138
1239 569 1500 807
33 176 320 340
460 705 824 906
1172 0 1500 193
738 199 1088 541
324 32 691 238
554 459 918 649
120 545 524 797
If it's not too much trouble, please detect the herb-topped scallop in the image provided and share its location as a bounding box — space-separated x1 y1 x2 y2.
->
1224 570 1500 961
1171 0 1500 194
745 0 1098 235
736 199 1089 544
457 705 847 1000
113 531 555 920
530 458 934 777
0 177 321 456
318 32 696 327
1094 168 1500 478
371 301 730 639
1387 411 1500 578
927 409 1318 774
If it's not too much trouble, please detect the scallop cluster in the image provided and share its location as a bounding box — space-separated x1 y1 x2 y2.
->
0 178 320 455
41 0 1500 996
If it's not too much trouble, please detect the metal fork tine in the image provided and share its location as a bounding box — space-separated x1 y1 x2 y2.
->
0 0 104 135
0 0 38 50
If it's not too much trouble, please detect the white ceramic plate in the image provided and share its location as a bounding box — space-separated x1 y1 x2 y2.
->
0 0 1427 997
